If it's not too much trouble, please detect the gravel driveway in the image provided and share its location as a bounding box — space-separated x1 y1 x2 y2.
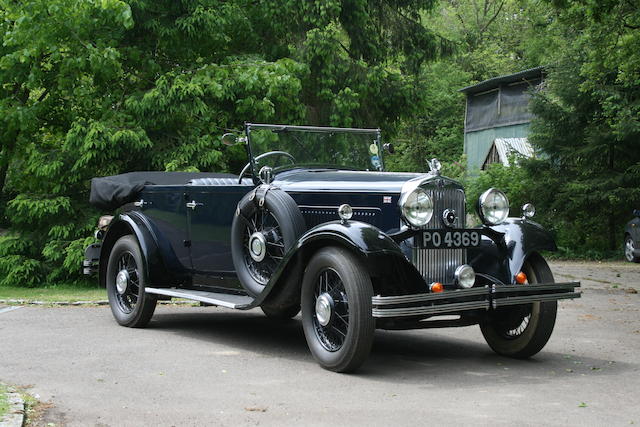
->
0 261 638 426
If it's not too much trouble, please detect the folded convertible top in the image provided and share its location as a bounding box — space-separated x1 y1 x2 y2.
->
89 171 236 210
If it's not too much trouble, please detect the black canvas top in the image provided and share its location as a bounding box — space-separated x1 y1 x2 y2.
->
89 171 236 210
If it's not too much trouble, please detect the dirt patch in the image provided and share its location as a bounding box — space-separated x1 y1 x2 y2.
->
549 260 640 292
15 385 67 427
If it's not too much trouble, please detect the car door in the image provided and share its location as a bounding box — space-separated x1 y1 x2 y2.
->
139 187 192 271
186 184 252 288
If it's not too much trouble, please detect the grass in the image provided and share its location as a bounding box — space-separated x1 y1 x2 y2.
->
0 383 8 420
0 283 106 303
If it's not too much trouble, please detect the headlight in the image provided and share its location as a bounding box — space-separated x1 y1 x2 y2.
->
401 188 434 227
478 188 509 225
98 215 114 230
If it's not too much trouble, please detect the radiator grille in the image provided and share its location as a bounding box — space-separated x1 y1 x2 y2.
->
423 186 466 229
412 184 467 284
413 247 467 285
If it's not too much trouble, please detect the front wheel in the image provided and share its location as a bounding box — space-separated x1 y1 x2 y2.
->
301 247 375 373
106 235 157 327
480 254 557 358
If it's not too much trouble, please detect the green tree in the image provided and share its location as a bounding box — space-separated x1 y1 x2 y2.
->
388 0 561 174
525 0 640 253
386 60 470 172
0 0 445 286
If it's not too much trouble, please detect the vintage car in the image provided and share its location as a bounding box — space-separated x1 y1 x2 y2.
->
84 123 580 372
624 210 640 263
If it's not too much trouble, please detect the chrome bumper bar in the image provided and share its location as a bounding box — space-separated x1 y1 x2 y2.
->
371 282 581 319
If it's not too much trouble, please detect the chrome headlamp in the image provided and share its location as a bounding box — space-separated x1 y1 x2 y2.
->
400 188 434 228
478 188 509 225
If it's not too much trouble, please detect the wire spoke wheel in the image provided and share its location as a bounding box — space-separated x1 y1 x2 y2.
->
115 251 140 314
231 188 306 297
499 307 532 340
312 268 350 352
241 207 286 284
301 247 374 372
505 313 531 338
480 254 558 358
106 235 157 328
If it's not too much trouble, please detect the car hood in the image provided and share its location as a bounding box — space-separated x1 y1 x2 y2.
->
272 169 423 193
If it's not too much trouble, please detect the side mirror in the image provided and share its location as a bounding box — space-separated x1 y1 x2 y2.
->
383 143 394 154
633 209 640 217
222 133 238 146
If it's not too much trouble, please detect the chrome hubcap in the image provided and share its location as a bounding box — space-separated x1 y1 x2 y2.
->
116 269 129 295
249 232 267 262
626 239 635 260
315 293 333 327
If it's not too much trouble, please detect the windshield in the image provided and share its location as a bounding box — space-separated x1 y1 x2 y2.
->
246 124 383 173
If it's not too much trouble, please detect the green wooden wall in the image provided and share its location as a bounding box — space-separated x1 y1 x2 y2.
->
464 123 530 173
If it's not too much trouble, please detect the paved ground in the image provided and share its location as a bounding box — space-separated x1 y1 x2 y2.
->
1 261 639 426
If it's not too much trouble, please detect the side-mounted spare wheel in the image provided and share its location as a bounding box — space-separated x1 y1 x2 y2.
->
301 247 375 373
231 187 306 302
106 235 157 327
480 254 557 358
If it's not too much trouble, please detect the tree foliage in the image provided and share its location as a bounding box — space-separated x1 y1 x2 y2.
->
524 0 640 253
1 0 638 286
0 0 444 286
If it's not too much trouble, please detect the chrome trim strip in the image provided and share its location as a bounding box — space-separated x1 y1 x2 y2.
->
372 287 489 305
246 123 380 134
493 292 581 307
372 300 490 318
298 205 381 211
493 282 580 294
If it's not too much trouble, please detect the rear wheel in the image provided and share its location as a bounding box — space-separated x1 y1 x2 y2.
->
106 235 157 327
480 254 557 358
301 247 374 372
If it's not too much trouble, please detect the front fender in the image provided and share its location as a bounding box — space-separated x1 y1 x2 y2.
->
258 220 425 306
468 218 557 285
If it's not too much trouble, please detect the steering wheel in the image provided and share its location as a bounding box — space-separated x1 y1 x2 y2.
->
238 151 296 184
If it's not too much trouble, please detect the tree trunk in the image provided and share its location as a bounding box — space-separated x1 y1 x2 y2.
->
608 143 616 251
0 139 16 212
0 159 8 196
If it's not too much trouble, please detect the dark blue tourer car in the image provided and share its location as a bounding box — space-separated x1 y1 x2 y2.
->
84 123 580 372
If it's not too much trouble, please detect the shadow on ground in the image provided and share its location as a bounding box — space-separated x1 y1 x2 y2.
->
149 308 630 384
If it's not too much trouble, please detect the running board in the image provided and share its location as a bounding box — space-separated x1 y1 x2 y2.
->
145 288 255 309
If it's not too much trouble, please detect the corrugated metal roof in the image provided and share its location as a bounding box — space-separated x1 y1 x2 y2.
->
459 66 545 94
494 137 534 166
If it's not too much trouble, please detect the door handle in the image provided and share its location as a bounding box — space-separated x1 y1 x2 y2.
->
133 199 151 207
186 200 204 210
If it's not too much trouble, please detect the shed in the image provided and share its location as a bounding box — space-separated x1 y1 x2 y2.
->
482 137 534 169
460 66 544 172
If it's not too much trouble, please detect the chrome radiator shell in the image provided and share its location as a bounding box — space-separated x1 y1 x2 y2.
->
410 180 467 284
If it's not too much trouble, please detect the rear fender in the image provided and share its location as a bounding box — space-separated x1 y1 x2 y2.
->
99 212 179 288
468 218 557 285
258 221 425 307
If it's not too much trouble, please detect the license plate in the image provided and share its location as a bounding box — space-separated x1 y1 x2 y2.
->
419 230 481 249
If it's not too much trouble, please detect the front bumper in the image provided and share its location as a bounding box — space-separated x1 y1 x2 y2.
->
372 282 580 318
